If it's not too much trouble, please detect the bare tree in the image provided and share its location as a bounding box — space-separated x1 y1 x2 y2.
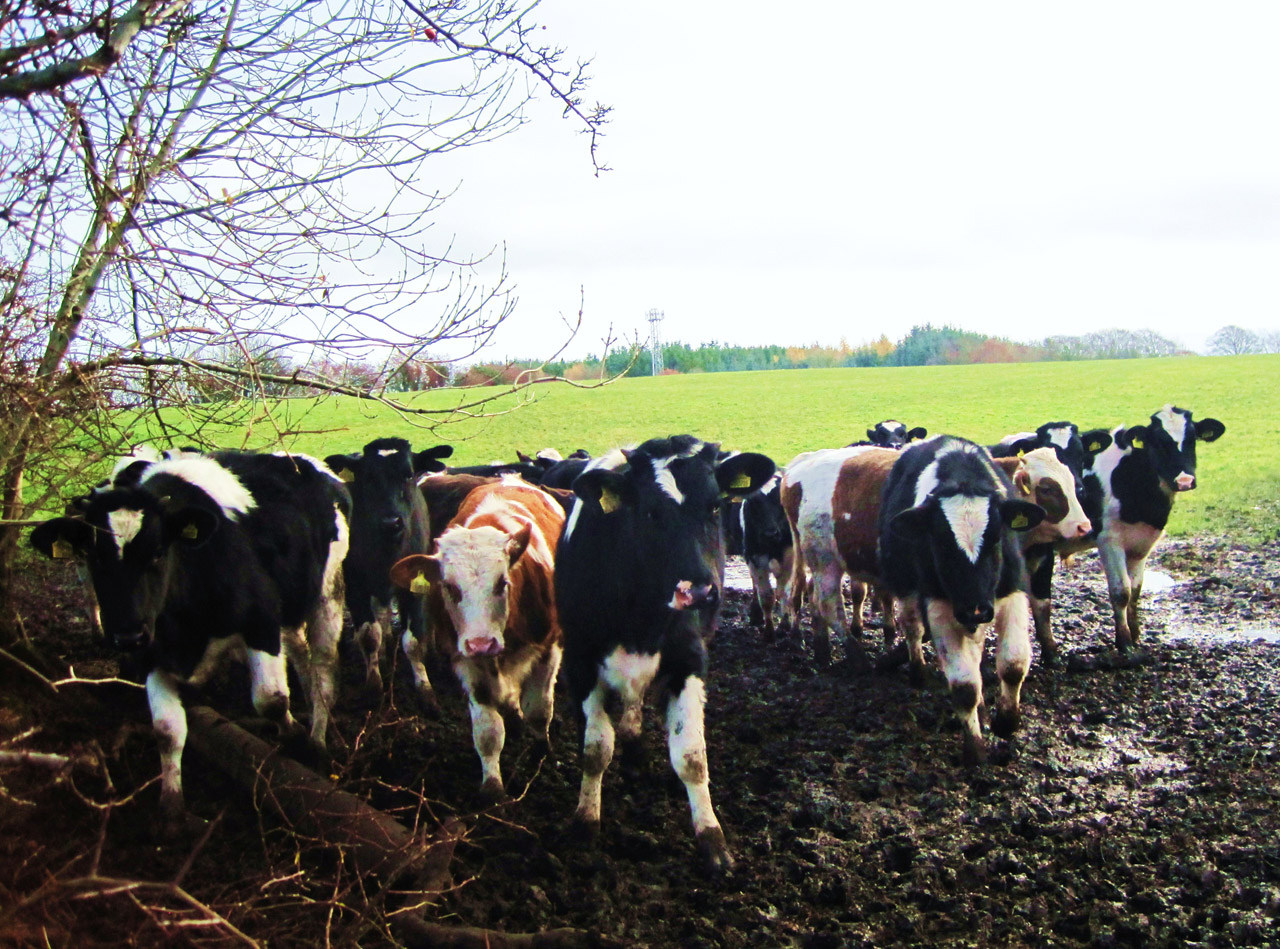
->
0 0 615 638
1207 325 1263 356
1259 331 1280 354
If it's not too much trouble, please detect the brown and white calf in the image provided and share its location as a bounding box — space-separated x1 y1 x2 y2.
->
391 478 564 802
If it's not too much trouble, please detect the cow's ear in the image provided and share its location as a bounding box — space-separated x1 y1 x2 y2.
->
866 428 877 442
888 505 930 539
412 444 453 474
325 453 360 483
1116 425 1149 451
390 554 440 594
516 450 533 464
1081 429 1112 454
907 427 928 442
163 507 219 547
1195 418 1225 443
539 485 576 515
1008 436 1039 457
30 518 94 560
716 452 776 497
1012 463 1034 497
572 469 634 514
1000 499 1046 533
506 522 532 565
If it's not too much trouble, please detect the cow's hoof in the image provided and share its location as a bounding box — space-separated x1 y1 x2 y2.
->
991 706 1021 738
695 827 734 877
747 602 764 626
907 661 928 688
566 814 600 847
961 734 988 768
478 779 510 807
1038 648 1061 670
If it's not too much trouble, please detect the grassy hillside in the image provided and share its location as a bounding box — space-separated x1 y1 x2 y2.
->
183 354 1279 541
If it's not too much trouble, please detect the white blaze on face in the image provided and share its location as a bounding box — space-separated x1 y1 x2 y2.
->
940 495 990 564
378 448 400 457
1045 425 1074 451
107 508 145 555
435 525 514 653
1155 404 1188 451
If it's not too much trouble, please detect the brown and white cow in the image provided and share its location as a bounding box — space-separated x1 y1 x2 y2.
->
391 478 564 803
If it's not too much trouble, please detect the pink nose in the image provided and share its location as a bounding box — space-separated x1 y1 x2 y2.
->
1075 521 1091 537
464 636 502 657
1176 473 1195 491
671 581 716 611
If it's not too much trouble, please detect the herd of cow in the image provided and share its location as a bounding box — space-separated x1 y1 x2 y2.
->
27 404 1224 874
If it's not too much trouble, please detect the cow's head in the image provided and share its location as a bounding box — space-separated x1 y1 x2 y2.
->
867 421 927 450
390 521 533 658
30 492 218 651
1009 447 1091 542
326 439 452 547
571 437 775 615
890 450 1044 630
1116 405 1225 493
1003 422 1112 512
743 475 789 546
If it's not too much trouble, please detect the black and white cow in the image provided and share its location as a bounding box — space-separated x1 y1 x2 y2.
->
990 422 1111 661
853 420 928 449
879 436 1044 765
30 451 350 829
1061 405 1225 653
556 436 774 873
324 439 452 710
739 473 793 640
538 454 592 491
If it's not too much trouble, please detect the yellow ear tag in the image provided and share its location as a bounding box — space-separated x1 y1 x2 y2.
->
182 522 200 541
599 487 620 514
729 472 752 489
410 573 431 595
1131 437 1144 450
339 469 355 483
1011 514 1029 530
51 539 73 561
1086 440 1103 452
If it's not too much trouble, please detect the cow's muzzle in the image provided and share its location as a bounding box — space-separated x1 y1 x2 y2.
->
463 636 503 658
111 624 150 651
954 604 993 630
671 581 718 612
1175 473 1196 492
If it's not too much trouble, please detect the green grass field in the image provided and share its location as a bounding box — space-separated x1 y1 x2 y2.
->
191 353 1280 542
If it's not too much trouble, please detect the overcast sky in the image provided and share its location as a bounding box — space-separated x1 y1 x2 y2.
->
424 1 1280 362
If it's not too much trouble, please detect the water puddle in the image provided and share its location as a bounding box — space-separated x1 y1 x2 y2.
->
724 557 754 592
1163 626 1280 646
1141 569 1179 595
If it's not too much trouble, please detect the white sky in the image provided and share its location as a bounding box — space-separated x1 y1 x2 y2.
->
423 1 1280 362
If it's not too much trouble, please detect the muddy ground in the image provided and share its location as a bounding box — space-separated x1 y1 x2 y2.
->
3 537 1280 947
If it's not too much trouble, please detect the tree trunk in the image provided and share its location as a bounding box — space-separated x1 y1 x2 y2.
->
0 449 28 646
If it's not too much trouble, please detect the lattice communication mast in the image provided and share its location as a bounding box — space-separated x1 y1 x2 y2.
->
646 308 665 376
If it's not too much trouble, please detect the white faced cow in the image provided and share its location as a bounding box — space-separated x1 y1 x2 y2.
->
556 436 774 874
391 478 565 803
1062 405 1225 653
30 452 349 831
878 436 1045 765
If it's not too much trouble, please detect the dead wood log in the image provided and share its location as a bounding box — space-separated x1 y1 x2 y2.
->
392 916 628 949
184 705 460 895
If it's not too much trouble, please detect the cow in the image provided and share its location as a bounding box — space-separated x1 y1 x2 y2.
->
853 420 928 449
1060 405 1225 653
989 422 1112 661
556 436 775 873
538 454 592 490
324 439 452 712
390 478 565 803
29 451 349 830
739 473 794 640
447 461 545 483
878 436 1045 764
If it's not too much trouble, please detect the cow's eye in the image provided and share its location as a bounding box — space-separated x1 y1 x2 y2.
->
445 582 462 601
494 576 508 595
708 502 721 519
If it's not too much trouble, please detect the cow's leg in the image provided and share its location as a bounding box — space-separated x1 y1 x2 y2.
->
1097 536 1136 651
667 676 732 874
991 592 1032 738
773 550 794 633
745 557 768 628
147 669 188 831
572 679 616 836
901 596 928 685
400 628 440 718
302 590 343 751
926 599 987 766
783 534 807 631
469 696 508 804
875 585 898 649
1126 553 1149 643
1028 553 1057 663
847 579 868 639
521 643 562 755
247 646 298 738
810 561 856 668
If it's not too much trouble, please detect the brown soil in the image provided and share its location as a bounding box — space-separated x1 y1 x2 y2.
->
3 537 1280 947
